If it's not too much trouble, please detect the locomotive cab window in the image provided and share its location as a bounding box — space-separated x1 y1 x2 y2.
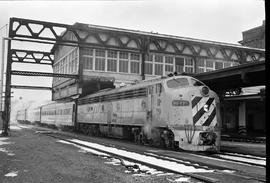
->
190 78 205 86
167 78 189 88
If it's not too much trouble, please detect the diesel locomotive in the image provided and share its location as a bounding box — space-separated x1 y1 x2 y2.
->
16 75 221 152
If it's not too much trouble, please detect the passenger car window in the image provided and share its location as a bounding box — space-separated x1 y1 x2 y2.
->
167 78 189 88
190 79 204 86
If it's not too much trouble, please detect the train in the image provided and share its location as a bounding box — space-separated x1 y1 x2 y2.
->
16 75 221 152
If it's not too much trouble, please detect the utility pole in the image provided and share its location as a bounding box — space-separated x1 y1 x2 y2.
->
0 24 8 135
2 21 12 136
1 38 6 112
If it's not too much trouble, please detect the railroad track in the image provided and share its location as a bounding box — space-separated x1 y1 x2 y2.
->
195 151 266 168
16 124 266 182
215 152 266 167
42 131 219 183
32 128 265 183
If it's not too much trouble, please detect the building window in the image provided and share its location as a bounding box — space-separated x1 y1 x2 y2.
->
165 56 174 74
119 51 129 73
145 54 153 75
215 61 223 70
145 63 153 75
130 53 140 61
130 53 140 74
224 62 232 68
81 48 93 56
95 49 105 71
205 60 214 72
119 60 128 73
95 58 105 71
81 48 94 70
155 64 163 75
108 50 117 58
107 59 117 72
232 62 240 66
185 58 194 73
145 54 153 61
197 68 205 73
130 62 140 74
175 57 184 73
165 65 173 73
206 60 214 68
96 49 105 57
83 57 93 70
154 55 163 63
107 50 117 72
165 56 173 64
153 54 164 76
119 51 129 59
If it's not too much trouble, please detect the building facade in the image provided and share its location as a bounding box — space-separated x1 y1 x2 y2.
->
239 20 265 49
51 22 265 101
51 22 265 137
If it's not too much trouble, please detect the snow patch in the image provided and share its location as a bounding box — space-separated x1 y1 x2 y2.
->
0 148 9 153
57 139 172 176
17 125 33 129
174 177 191 182
221 170 235 173
57 140 109 156
10 126 22 130
0 138 11 146
156 173 174 176
69 138 214 173
0 148 15 156
5 171 18 177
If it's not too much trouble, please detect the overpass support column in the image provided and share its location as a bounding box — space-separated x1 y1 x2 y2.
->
238 101 247 135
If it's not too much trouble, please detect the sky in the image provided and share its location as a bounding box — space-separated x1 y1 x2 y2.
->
0 0 265 109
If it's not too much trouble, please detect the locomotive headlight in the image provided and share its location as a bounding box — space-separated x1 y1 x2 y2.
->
201 86 209 96
203 104 209 112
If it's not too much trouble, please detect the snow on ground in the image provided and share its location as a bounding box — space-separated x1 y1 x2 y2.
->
57 140 109 157
0 137 15 156
17 125 34 129
174 177 191 182
0 148 15 156
69 138 214 173
10 126 22 130
10 124 34 131
4 171 18 177
0 138 11 145
221 170 235 173
57 140 171 176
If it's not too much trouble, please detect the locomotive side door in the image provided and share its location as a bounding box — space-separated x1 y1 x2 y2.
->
147 85 154 123
107 102 113 135
149 83 162 124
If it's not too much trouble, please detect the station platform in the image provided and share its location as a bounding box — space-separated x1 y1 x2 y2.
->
221 132 266 143
220 140 266 157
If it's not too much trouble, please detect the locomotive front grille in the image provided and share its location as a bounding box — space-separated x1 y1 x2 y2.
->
191 96 217 127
